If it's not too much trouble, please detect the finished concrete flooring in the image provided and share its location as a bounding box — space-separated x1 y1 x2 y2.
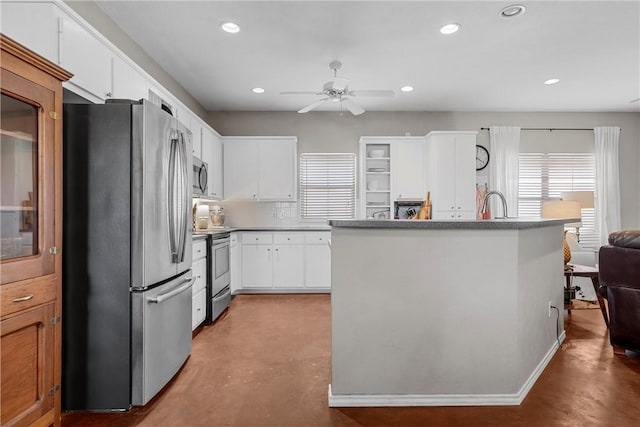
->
63 294 640 426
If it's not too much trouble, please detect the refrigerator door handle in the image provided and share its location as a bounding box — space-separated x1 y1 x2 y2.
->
146 277 194 304
176 131 189 263
168 131 180 262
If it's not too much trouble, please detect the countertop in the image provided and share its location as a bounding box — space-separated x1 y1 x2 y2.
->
329 218 579 230
193 226 330 235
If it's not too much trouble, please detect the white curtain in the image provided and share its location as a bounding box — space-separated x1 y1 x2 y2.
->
594 126 621 245
489 126 521 218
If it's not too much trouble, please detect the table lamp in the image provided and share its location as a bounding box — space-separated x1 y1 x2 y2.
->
541 200 581 266
561 191 595 242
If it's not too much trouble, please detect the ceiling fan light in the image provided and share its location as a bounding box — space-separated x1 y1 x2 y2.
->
252 87 265 94
440 23 461 35
400 86 414 93
221 22 240 34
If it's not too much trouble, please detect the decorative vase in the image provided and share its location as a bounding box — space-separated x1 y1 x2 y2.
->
563 230 572 265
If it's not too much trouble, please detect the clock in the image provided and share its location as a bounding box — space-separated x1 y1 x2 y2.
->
476 145 490 171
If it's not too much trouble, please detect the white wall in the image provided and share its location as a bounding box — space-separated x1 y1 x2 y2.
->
208 111 640 230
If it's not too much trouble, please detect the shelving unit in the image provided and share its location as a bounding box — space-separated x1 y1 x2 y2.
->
361 142 392 219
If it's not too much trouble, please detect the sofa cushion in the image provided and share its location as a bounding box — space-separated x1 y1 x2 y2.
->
608 230 640 249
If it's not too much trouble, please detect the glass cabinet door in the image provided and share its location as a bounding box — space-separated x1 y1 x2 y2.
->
1 68 56 284
1 93 38 260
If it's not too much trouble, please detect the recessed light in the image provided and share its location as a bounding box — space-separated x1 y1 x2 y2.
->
221 22 240 34
400 86 414 93
440 23 461 35
544 78 560 85
252 87 265 94
500 4 526 18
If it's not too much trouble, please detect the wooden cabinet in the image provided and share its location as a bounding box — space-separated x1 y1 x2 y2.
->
425 131 477 220
223 137 297 201
1 34 71 427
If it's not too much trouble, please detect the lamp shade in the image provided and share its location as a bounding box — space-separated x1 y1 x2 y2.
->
541 200 581 225
561 191 595 209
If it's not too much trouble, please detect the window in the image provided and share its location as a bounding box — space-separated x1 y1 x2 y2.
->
518 153 599 248
299 153 356 219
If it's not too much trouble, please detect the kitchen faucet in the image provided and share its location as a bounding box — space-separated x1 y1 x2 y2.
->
481 191 509 219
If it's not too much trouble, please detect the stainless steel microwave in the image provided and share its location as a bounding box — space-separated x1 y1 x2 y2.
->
193 156 208 196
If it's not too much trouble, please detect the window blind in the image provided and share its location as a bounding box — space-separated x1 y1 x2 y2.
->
518 153 599 248
299 153 356 219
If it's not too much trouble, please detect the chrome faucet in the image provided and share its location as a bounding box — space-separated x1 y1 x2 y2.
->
481 191 509 219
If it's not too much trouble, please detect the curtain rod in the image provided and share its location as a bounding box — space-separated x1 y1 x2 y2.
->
480 127 597 132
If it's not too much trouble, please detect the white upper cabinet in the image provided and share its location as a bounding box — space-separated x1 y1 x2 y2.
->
258 139 296 200
0 2 59 63
111 56 147 101
223 137 297 201
224 139 259 199
59 16 112 101
425 131 477 219
392 138 426 200
202 128 223 199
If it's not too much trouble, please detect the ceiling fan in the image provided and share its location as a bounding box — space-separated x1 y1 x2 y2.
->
280 60 394 116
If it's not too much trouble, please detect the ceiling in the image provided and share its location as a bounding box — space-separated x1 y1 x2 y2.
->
95 1 640 113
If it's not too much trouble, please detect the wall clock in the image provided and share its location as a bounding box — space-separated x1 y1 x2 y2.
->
476 145 490 171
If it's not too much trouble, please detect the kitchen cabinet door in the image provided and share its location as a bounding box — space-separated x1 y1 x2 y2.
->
273 245 304 288
59 16 112 101
191 288 206 330
0 2 59 64
453 134 477 213
112 56 146 101
224 140 259 199
305 243 331 289
210 133 224 199
241 246 272 288
393 139 426 200
258 139 296 200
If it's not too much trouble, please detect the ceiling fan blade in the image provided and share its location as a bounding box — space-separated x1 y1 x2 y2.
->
332 77 349 91
348 90 395 97
280 91 324 95
341 98 365 116
298 98 329 113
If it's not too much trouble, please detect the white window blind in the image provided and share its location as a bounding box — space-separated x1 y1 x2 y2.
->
518 153 599 248
299 153 356 219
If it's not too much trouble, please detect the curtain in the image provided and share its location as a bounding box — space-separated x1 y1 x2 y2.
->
594 126 621 245
489 126 521 217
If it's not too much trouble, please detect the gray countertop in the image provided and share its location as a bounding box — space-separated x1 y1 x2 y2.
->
329 218 579 230
193 226 330 235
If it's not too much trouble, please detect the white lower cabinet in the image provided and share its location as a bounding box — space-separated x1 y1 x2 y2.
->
234 231 331 292
192 239 207 330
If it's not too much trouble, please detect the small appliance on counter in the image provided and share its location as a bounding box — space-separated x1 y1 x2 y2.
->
209 205 225 226
394 201 423 219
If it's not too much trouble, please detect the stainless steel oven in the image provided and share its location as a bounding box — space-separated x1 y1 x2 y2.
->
209 232 231 322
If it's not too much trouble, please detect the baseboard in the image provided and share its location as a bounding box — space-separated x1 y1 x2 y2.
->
328 332 566 407
233 288 331 294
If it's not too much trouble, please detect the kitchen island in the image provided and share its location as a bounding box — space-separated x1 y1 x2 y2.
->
328 218 575 407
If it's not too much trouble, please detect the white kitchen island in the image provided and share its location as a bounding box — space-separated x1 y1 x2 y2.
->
328 218 575 407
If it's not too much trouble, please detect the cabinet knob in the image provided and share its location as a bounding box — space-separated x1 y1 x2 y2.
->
458 207 461 210
288 194 291 198
256 238 259 241
399 194 402 198
275 248 279 252
451 206 455 209
106 92 112 98
450 214 455 218
253 194 256 198
267 248 271 252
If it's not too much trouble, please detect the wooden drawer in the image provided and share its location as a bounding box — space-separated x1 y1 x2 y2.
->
241 233 273 245
273 232 304 245
193 239 207 260
1 277 57 319
304 232 331 245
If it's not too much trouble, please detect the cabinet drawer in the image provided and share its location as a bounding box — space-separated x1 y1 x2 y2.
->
193 239 207 260
304 232 331 244
273 233 304 245
241 233 273 245
192 258 207 294
1 278 57 318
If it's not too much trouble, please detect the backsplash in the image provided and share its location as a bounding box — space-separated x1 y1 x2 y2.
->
192 199 328 228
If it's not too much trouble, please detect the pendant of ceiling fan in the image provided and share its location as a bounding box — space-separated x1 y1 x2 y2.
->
280 60 394 115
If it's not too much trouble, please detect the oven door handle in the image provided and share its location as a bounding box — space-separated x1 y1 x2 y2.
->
212 287 231 303
147 278 194 304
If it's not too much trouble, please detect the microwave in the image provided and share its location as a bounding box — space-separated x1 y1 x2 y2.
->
193 156 208 196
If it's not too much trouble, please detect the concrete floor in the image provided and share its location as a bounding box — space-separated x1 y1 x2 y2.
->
63 294 640 426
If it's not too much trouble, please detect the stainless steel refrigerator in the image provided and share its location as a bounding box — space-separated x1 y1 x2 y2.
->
62 99 193 410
